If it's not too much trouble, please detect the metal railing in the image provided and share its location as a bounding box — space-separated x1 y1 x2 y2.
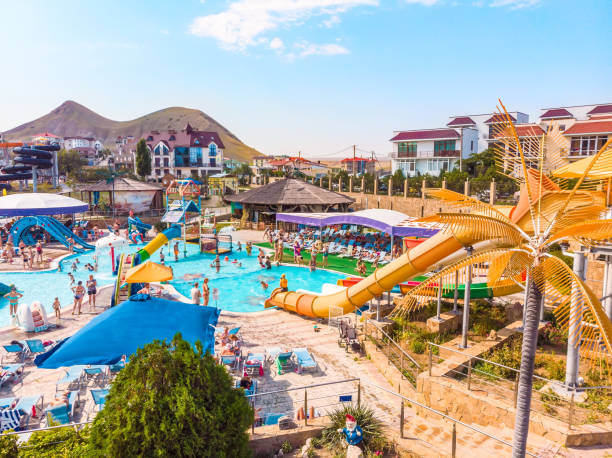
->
426 342 612 428
245 378 361 432
364 320 422 388
390 150 460 159
370 383 539 457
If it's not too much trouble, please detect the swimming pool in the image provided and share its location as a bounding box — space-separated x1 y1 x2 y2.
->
0 242 345 326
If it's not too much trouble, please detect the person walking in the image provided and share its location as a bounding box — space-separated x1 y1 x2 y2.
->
173 242 179 261
35 240 43 263
86 274 97 309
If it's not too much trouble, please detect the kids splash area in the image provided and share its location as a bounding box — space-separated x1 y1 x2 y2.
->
1 122 612 457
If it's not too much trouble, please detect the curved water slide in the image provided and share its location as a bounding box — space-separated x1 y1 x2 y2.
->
128 216 152 235
136 225 182 262
265 230 512 318
10 216 94 253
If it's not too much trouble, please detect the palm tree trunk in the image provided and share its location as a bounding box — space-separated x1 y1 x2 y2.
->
512 277 542 457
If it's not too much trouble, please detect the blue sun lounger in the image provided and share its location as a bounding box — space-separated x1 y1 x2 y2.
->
25 339 47 356
90 388 109 412
0 364 24 389
292 348 318 374
244 353 264 377
2 344 26 364
56 365 86 393
45 391 78 426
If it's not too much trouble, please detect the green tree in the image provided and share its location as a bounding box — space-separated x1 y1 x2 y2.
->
391 169 405 194
135 139 152 179
89 333 252 457
58 149 87 176
236 163 253 185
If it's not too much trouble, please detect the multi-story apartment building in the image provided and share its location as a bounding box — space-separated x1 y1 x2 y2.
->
538 103 612 161
447 111 529 153
63 136 101 164
143 123 224 180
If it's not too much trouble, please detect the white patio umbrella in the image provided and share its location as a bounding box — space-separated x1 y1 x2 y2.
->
95 234 130 252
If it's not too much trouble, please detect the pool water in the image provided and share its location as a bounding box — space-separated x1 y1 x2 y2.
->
0 242 345 326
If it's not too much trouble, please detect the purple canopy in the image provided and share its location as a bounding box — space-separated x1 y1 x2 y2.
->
276 209 440 237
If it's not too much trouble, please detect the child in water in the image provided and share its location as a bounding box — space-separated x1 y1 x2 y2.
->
260 280 268 290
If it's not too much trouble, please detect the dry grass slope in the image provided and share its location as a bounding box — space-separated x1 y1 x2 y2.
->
4 100 260 162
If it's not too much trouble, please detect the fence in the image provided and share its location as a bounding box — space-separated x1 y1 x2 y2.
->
369 383 539 458
364 320 422 388
246 378 360 432
426 342 612 428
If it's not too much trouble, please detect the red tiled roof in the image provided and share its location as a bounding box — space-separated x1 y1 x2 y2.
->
341 157 375 162
493 124 545 138
390 129 459 141
269 159 289 166
540 108 573 119
34 132 59 138
190 131 225 149
447 116 475 127
484 114 516 124
564 119 612 135
587 105 612 116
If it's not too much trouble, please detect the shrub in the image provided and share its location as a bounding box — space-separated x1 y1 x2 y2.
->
18 425 90 458
0 433 18 458
281 441 293 453
89 333 253 457
539 322 567 347
320 405 386 455
410 340 425 354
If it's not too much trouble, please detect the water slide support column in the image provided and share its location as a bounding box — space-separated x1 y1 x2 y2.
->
460 246 473 349
453 269 459 314
604 255 612 320
565 251 586 387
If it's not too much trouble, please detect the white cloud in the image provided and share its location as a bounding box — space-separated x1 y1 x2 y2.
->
160 29 169 35
323 15 341 27
405 0 440 5
295 41 349 57
490 0 540 8
270 37 285 50
189 0 378 50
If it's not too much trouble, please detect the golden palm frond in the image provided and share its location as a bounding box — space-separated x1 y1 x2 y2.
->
536 190 606 235
532 256 612 372
546 220 612 247
420 213 527 246
544 137 612 239
488 249 531 285
391 248 530 318
422 188 513 223
543 123 569 172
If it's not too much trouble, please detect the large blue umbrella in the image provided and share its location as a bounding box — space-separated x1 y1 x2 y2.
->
35 295 220 368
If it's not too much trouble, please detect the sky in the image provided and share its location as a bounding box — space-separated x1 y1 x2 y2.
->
0 0 610 158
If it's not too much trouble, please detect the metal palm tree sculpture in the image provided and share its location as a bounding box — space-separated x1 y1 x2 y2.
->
392 101 612 457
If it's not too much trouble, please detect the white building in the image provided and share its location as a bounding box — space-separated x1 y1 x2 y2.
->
447 111 529 153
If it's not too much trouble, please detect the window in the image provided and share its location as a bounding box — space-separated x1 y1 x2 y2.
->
177 170 182 177
163 158 169 167
434 140 456 155
155 169 161 176
397 142 417 157
558 125 565 132
147 136 153 141
569 135 609 156
169 135 176 141
154 158 160 167
427 159 449 174
209 143 217 156
470 140 474 151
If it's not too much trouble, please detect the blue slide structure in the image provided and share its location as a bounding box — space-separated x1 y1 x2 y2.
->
0 145 58 189
10 216 95 253
127 216 152 235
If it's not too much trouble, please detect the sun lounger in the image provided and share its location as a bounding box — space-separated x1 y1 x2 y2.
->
292 348 317 374
274 351 293 375
220 354 239 372
0 363 24 389
56 365 86 393
244 353 264 377
84 365 109 386
25 339 49 356
0 408 23 432
90 388 109 412
235 379 257 397
265 347 282 365
2 343 28 364
45 391 78 426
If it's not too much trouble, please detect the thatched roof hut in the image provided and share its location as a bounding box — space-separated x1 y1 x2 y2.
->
224 178 353 223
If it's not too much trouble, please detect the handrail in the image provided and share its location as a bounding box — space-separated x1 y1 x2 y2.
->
426 342 582 391
246 378 360 399
2 420 93 436
370 383 539 457
367 320 422 370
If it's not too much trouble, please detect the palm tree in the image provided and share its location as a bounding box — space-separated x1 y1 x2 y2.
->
392 101 612 457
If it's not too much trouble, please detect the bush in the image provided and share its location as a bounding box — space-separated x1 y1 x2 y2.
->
320 405 387 455
539 322 567 347
410 340 425 354
18 425 90 458
89 333 253 457
0 433 18 458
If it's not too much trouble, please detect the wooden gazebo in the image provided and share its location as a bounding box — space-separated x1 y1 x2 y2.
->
78 178 164 213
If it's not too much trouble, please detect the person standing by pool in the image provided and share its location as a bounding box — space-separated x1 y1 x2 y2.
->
191 282 202 305
309 251 317 272
293 241 301 265
280 274 288 292
27 246 34 269
71 281 85 315
86 274 97 309
4 286 23 317
67 236 74 254
246 241 252 256
173 242 179 261
52 297 61 322
35 240 43 263
321 243 329 268
237 240 242 252
202 278 210 306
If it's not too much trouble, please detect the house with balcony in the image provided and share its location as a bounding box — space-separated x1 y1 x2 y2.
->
340 157 376 175
390 128 466 177
446 111 529 153
143 123 224 180
538 103 612 161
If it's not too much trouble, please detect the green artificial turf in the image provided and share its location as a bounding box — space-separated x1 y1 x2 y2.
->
254 242 377 277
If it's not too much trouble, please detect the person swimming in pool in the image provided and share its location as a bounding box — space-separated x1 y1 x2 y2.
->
260 280 268 290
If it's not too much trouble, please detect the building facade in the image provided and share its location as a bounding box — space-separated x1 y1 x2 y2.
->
143 123 224 180
340 157 376 175
63 136 100 164
447 111 529 153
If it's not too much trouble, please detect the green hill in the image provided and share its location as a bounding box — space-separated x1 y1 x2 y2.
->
4 100 261 162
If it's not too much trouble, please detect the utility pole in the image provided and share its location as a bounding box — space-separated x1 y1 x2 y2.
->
353 144 356 178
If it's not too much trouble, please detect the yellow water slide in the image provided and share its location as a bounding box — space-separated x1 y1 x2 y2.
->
265 231 471 317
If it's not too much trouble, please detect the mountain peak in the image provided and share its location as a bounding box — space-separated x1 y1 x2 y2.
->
4 100 260 162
